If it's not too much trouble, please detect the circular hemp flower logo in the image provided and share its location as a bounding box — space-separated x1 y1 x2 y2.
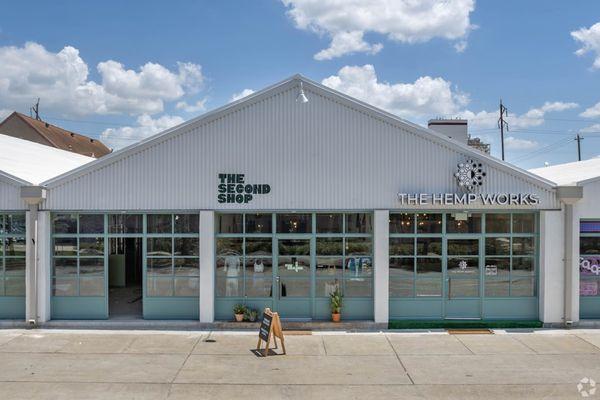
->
578 377 597 397
455 159 486 192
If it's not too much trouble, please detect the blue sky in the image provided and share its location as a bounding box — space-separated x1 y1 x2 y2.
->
1 0 600 169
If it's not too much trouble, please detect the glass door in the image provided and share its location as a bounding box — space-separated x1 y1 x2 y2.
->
274 237 313 319
444 237 482 319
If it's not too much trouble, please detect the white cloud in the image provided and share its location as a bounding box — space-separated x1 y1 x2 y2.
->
0 42 203 117
230 89 255 102
504 136 538 150
461 101 578 129
322 64 468 119
581 123 600 133
572 22 600 69
176 99 207 113
282 0 476 60
100 114 185 149
581 102 600 118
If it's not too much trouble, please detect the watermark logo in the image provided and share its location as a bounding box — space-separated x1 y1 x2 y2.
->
578 377 596 397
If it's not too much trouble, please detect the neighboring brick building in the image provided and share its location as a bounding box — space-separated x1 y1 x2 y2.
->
0 112 111 158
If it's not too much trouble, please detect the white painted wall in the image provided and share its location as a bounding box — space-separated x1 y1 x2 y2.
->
199 211 215 322
373 210 389 323
36 211 51 322
539 210 564 324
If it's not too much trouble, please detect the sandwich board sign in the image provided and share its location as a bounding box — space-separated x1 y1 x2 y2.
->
256 308 285 356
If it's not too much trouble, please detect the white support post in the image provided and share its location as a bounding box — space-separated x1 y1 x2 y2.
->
25 209 35 322
199 211 215 323
539 210 564 324
373 209 389 324
36 211 51 323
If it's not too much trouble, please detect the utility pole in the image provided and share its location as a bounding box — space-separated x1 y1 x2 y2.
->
30 98 41 120
498 99 509 161
575 133 583 161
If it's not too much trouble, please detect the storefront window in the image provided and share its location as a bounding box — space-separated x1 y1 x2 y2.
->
217 214 243 234
108 214 142 234
277 213 311 233
316 213 342 233
390 212 537 299
0 213 26 297
580 220 600 298
51 213 105 297
146 214 199 297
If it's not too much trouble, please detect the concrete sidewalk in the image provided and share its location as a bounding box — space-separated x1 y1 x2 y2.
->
0 329 599 399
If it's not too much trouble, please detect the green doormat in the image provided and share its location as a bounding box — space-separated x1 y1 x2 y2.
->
388 320 543 330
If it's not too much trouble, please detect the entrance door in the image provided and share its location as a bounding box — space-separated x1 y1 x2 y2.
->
274 237 313 319
444 237 482 319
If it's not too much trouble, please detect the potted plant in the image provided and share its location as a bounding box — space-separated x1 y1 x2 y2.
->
245 308 258 322
233 304 247 322
330 287 343 322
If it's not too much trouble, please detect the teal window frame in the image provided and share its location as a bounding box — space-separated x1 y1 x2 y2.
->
389 212 539 299
580 219 600 298
0 213 26 297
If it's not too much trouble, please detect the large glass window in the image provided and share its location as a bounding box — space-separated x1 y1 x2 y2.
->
580 220 600 298
146 214 199 297
52 213 105 297
389 212 538 299
0 213 26 297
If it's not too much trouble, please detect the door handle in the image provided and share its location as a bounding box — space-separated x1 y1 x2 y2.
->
447 277 451 300
276 276 281 300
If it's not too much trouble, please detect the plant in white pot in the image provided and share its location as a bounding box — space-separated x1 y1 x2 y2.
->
233 304 247 322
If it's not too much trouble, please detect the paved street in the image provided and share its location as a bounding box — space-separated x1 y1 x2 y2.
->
0 329 599 399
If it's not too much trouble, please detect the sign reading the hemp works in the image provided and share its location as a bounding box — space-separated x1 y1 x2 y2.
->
397 193 540 206
217 173 270 204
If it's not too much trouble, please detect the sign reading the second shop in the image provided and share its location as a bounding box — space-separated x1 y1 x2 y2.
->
217 173 270 204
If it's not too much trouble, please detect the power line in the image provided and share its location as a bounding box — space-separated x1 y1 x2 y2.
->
510 137 574 163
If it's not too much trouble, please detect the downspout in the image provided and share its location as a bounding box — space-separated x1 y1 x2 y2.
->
20 186 46 327
557 186 583 328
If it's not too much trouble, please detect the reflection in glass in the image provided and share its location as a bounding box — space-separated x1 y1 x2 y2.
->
174 277 199 296
277 213 312 233
245 238 272 256
512 257 535 274
52 278 77 296
316 238 343 255
316 279 340 297
278 240 310 256
316 214 342 233
174 258 199 276
581 237 600 254
390 213 414 234
79 237 104 256
485 213 510 233
511 277 535 296
344 278 372 297
346 213 373 234
79 258 104 275
245 213 272 233
53 258 77 276
6 214 25 234
417 213 442 234
217 214 243 234
446 213 481 234
416 279 442 297
485 237 510 255
147 258 172 275
148 214 172 234
147 277 173 296
389 277 413 297
54 237 77 256
53 213 77 234
512 237 535 256
216 278 243 297
513 213 536 234
345 237 372 255
280 279 310 297
5 276 25 296
416 258 442 277
108 214 143 234
447 239 479 256
485 278 510 297
416 238 441 256
245 278 272 297
216 238 243 256
174 237 199 256
174 214 199 233
389 238 414 256
79 214 104 234
316 257 343 277
147 238 172 256
449 278 479 297
79 277 104 296
5 237 25 256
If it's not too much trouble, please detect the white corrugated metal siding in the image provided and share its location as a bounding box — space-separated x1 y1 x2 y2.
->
0 177 25 210
43 79 558 211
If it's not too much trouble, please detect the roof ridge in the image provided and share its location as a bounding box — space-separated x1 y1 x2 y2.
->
14 112 61 148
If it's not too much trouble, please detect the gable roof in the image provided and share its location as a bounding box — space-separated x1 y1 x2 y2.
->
0 134 94 185
530 158 600 186
0 112 112 158
41 74 557 190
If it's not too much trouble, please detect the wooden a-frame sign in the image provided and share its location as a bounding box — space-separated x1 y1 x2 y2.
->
256 308 285 356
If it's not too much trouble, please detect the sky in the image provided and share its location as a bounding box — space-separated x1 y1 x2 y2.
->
1 0 600 169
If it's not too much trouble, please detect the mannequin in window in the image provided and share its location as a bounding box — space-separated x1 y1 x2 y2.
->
224 255 240 296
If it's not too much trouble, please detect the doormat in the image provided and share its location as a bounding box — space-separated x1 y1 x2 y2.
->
282 330 312 335
447 329 492 335
388 320 542 330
